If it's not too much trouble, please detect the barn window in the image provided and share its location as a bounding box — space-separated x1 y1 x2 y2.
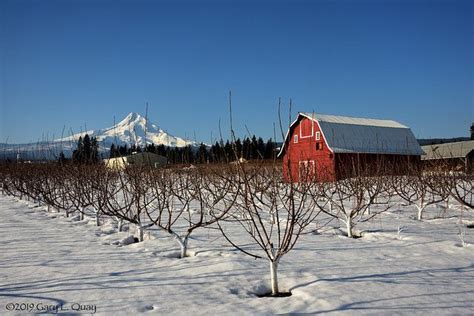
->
294 135 298 143
316 142 323 150
316 131 320 141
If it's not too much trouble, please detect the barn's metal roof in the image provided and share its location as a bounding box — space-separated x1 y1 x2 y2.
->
304 113 408 129
421 140 474 160
303 113 423 155
278 113 424 156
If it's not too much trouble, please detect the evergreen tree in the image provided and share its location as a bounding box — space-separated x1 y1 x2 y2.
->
257 137 265 159
118 144 128 156
197 143 208 164
264 138 274 160
235 138 242 158
242 137 251 160
91 137 99 163
157 144 166 157
109 144 118 158
72 136 83 163
83 134 92 162
251 135 258 159
58 151 66 164
165 147 173 163
71 134 100 164
182 145 194 164
146 143 156 153
211 141 221 163
224 141 233 161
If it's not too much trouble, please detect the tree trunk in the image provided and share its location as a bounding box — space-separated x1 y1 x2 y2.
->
47 204 50 213
137 223 144 242
80 207 84 221
416 204 423 221
346 219 353 238
459 206 466 224
179 236 189 258
170 232 189 258
117 218 123 232
95 210 100 226
270 259 279 295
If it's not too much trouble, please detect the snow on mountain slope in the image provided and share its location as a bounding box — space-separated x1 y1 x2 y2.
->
56 112 195 148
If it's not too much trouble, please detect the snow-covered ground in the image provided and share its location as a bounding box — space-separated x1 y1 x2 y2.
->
0 195 473 315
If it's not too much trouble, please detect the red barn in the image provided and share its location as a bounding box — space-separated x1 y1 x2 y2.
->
278 113 423 182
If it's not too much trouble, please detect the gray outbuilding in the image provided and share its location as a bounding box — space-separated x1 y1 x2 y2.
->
421 140 474 173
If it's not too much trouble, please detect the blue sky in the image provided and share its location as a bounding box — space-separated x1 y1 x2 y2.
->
1 0 472 144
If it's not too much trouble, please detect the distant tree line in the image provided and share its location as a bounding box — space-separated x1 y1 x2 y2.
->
417 137 471 146
109 135 278 164
61 134 100 164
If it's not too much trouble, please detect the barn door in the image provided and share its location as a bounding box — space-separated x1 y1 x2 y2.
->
299 160 315 182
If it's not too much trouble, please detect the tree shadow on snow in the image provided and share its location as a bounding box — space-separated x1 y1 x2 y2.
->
290 264 474 314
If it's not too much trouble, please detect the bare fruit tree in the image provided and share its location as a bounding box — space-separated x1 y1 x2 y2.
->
434 168 473 223
100 166 154 240
217 162 320 296
442 172 473 211
393 170 448 221
143 166 235 258
66 165 99 221
314 172 392 238
37 165 74 215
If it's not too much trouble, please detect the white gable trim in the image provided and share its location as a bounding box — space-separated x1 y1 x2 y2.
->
277 115 300 157
299 119 314 139
277 113 334 157
300 113 334 154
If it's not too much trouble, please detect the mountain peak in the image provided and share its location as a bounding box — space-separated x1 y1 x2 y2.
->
126 112 142 120
121 112 145 124
56 112 196 148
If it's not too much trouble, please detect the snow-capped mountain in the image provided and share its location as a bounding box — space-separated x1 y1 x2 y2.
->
56 112 195 148
0 113 198 161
